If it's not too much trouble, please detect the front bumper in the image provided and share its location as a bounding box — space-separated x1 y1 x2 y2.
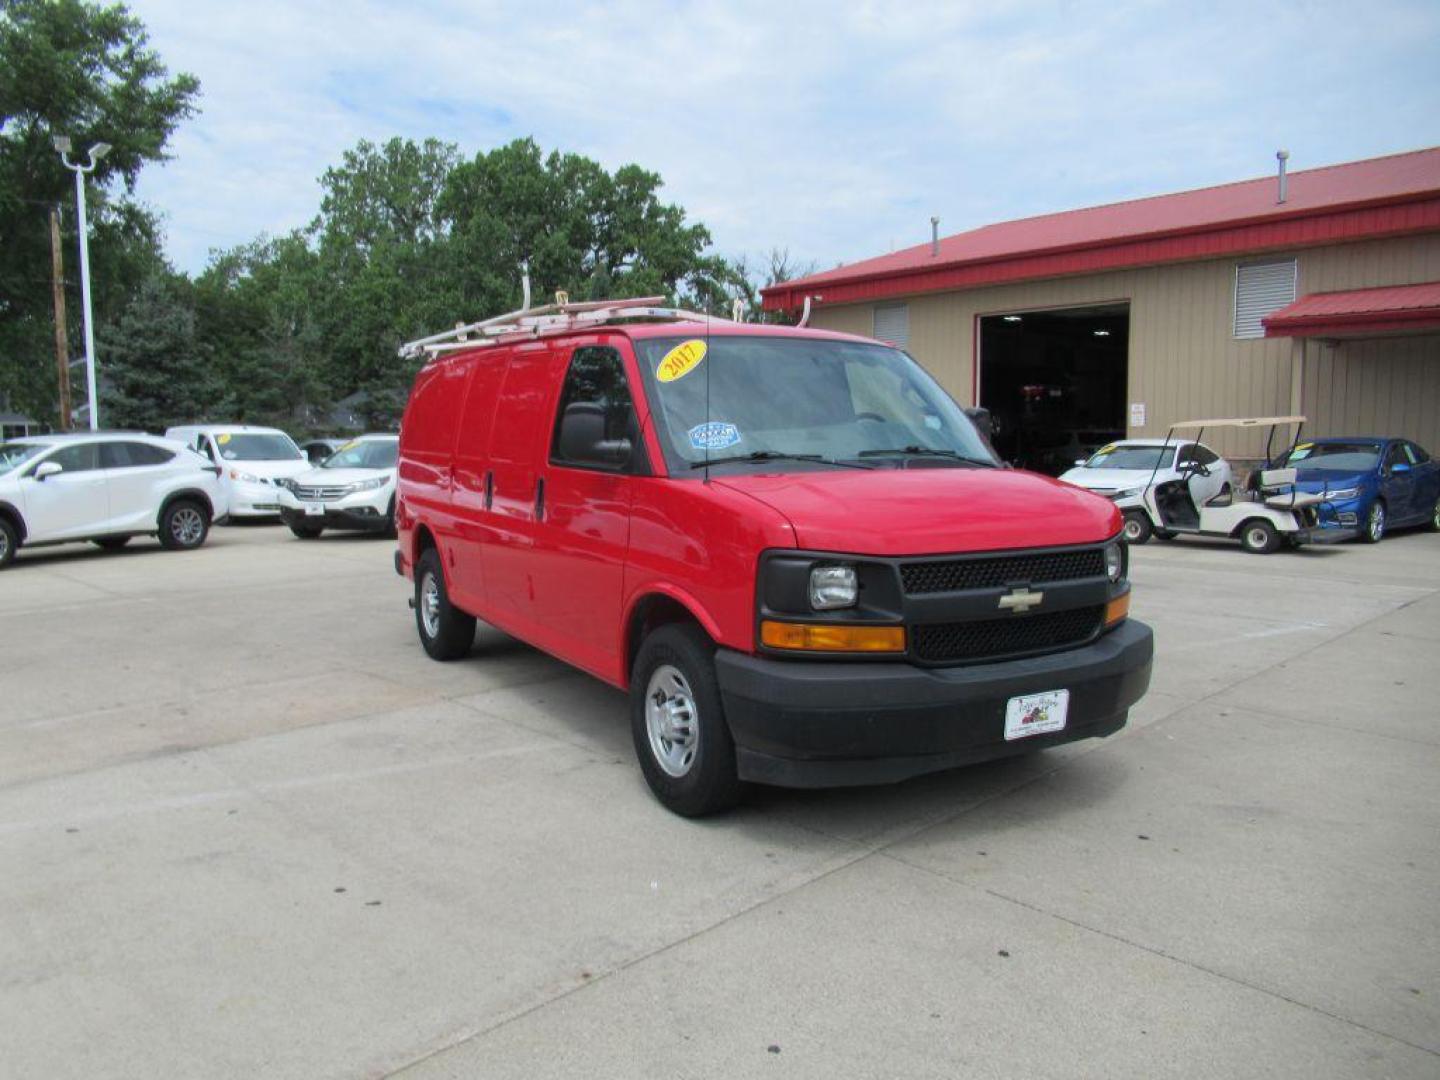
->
279 504 391 532
716 618 1153 788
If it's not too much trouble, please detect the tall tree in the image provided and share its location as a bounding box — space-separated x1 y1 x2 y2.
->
99 274 220 430
0 0 198 424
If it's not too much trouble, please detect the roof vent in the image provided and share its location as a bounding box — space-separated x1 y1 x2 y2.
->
1276 150 1290 204
930 216 940 257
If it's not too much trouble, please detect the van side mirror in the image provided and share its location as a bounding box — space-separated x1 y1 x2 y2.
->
32 461 62 481
557 402 631 468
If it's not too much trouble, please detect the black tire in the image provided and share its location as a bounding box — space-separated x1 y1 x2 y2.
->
92 536 131 550
158 500 209 551
383 496 397 539
0 516 17 569
414 547 475 661
1122 509 1153 545
1239 518 1281 554
1362 499 1386 543
1427 498 1440 533
630 623 743 817
289 522 324 539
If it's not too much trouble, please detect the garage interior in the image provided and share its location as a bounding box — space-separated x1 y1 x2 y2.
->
979 303 1129 473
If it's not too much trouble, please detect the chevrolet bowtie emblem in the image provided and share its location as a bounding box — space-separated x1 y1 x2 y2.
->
998 586 1043 614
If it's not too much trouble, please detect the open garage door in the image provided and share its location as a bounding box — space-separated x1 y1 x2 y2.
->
979 303 1129 474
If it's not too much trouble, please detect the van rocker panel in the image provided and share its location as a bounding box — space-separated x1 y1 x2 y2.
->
716 618 1152 788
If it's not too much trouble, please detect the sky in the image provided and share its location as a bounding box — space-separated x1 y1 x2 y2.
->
127 0 1440 279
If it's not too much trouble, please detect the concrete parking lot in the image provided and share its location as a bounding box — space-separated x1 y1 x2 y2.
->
2 523 1437 1079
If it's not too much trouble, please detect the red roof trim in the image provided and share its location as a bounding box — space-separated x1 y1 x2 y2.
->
763 196 1440 310
1263 280 1440 338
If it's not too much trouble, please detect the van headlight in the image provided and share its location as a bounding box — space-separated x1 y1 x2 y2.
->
809 564 858 610
1104 542 1125 582
1324 487 1359 501
348 476 388 492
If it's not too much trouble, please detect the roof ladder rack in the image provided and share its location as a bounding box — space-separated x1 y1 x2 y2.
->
399 270 731 361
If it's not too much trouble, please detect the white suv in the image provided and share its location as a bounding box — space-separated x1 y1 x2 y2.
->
276 434 398 538
0 433 226 568
164 425 312 519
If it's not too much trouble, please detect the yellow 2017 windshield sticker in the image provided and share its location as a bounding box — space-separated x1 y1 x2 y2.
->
657 339 707 383
217 433 232 445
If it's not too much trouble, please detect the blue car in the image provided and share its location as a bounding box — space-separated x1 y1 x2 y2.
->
1280 437 1440 542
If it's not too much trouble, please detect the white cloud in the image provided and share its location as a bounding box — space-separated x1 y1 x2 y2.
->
128 0 1440 277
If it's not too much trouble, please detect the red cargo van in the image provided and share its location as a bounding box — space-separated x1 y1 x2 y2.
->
395 299 1152 815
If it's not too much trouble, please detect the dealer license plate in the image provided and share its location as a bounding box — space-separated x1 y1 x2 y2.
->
1004 689 1069 741
304 503 324 516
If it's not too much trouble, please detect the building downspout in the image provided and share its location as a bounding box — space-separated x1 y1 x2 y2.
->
1289 336 1306 417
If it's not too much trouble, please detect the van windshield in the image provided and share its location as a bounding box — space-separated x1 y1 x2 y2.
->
323 440 398 470
1286 442 1380 471
1083 445 1176 471
214 433 302 462
632 336 996 473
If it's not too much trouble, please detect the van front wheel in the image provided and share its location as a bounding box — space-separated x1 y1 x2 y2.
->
414 548 476 660
631 624 742 817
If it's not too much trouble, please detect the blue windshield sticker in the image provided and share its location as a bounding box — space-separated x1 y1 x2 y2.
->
688 422 742 452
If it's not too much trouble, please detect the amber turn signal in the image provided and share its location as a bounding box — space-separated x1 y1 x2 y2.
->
760 620 906 653
1104 592 1130 626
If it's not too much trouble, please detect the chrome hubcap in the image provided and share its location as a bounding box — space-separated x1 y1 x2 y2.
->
645 664 698 778
1247 527 1267 548
1124 518 1143 541
420 573 441 638
1369 504 1384 540
172 507 203 546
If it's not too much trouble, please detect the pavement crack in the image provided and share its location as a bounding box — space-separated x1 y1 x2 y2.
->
881 850 1440 1059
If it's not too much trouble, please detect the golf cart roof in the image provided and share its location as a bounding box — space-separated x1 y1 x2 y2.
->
1168 416 1306 431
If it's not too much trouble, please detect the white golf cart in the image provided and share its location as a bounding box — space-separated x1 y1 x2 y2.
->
1134 416 1357 554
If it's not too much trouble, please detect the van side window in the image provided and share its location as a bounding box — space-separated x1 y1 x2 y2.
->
550 347 639 470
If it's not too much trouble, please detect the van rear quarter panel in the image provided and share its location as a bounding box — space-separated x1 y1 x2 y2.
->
621 477 797 677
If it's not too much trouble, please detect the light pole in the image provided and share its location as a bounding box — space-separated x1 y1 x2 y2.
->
53 135 111 431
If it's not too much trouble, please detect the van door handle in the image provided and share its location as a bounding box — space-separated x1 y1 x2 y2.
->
483 470 493 510
534 477 545 521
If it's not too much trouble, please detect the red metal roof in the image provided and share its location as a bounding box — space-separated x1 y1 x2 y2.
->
762 147 1440 311
1262 280 1440 338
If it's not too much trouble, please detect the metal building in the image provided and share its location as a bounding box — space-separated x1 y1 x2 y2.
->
761 148 1440 470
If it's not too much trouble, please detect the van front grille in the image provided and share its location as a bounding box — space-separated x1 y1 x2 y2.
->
911 605 1105 664
901 549 1106 595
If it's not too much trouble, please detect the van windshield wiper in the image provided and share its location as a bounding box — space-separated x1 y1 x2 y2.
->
689 451 870 470
856 446 997 467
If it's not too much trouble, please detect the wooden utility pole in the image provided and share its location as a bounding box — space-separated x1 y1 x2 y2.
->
49 206 73 430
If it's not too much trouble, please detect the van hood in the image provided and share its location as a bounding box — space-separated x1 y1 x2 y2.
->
1057 466 1160 493
293 466 394 486
715 467 1121 556
222 457 310 479
1293 470 1370 493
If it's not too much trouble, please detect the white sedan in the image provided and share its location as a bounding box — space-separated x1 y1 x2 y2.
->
1059 438 1233 543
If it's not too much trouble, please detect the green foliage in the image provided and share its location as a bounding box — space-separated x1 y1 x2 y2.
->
99 274 221 429
0 0 198 423
0 2 766 433
196 135 756 430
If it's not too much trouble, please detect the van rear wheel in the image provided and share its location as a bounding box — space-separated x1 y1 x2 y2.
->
414 547 476 660
630 624 742 817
